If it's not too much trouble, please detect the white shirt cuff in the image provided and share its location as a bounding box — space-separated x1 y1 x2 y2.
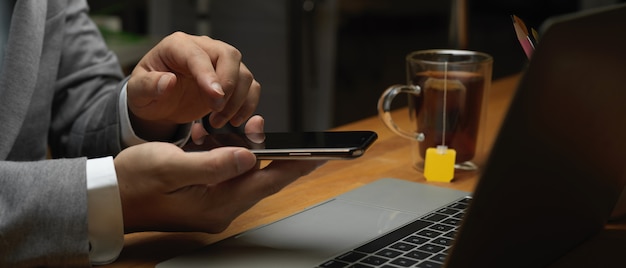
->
119 81 192 147
86 156 124 265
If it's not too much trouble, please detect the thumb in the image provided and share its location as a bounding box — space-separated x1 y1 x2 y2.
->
128 72 177 107
178 147 257 186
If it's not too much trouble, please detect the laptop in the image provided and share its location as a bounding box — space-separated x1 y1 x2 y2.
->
158 4 626 268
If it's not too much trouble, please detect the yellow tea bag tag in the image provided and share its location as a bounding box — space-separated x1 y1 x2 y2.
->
424 146 456 182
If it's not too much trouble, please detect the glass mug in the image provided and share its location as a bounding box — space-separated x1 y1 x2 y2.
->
378 49 493 176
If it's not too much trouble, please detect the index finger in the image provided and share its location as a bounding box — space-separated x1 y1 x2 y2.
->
150 33 227 110
190 36 243 105
181 44 227 108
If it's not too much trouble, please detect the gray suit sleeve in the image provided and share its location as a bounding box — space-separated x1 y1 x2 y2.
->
49 0 126 159
0 158 91 267
0 0 124 266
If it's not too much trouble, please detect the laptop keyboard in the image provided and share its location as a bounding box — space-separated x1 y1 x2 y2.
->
317 197 471 268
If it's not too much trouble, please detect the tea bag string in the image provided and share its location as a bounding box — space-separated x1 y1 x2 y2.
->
423 60 456 182
440 61 448 151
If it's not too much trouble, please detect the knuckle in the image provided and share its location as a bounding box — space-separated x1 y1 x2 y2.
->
241 70 254 84
221 79 237 92
224 46 243 61
161 31 186 47
212 39 242 61
169 31 188 39
199 35 214 41
252 79 261 90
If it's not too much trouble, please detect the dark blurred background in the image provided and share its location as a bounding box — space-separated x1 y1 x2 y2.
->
88 0 623 131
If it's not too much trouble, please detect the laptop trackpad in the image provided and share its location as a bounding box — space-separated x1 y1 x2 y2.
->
158 199 417 267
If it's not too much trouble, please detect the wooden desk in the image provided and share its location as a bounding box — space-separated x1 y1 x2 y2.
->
105 74 626 267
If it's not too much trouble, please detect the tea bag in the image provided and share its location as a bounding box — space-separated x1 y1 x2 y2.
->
424 145 456 182
423 62 457 182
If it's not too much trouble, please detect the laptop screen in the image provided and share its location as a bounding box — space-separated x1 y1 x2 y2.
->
446 4 626 268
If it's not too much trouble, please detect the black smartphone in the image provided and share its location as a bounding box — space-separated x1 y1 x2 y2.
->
183 130 378 160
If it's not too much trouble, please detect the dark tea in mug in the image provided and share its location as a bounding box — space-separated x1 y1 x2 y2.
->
378 49 492 176
409 70 485 163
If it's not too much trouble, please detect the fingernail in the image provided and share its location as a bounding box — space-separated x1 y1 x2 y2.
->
157 73 174 94
211 82 225 96
234 149 256 173
193 137 204 145
259 117 265 130
209 82 225 110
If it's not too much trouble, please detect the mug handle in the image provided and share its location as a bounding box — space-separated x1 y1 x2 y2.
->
377 84 423 141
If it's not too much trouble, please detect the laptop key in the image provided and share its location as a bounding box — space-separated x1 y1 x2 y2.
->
417 244 445 254
417 260 443 268
390 257 418 267
390 242 417 251
435 207 460 215
432 253 447 263
404 250 432 260
431 237 453 246
430 224 454 232
360 255 388 266
449 202 468 210
416 229 442 238
443 230 457 238
354 220 433 253
458 197 472 203
442 218 461 226
404 235 429 245
375 249 402 258
453 211 465 219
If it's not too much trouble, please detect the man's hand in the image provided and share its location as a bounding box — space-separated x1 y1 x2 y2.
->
127 32 261 141
114 142 324 233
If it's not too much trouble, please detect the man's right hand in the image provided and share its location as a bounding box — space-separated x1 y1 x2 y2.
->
113 141 324 233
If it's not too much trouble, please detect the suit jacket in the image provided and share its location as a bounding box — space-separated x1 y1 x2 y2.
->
0 0 125 266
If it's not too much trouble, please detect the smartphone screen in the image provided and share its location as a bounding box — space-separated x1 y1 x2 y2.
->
183 131 378 160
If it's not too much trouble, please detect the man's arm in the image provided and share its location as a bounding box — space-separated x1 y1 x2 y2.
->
0 159 91 267
49 0 126 159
